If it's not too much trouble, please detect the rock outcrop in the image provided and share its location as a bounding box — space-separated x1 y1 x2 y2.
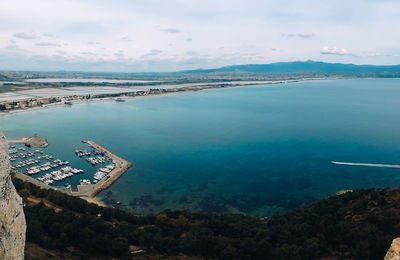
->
8 135 49 148
0 129 25 260
385 238 400 260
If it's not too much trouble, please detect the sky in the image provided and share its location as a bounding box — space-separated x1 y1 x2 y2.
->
0 0 399 72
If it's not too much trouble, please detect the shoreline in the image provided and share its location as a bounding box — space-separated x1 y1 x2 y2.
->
5 77 325 207
0 78 326 116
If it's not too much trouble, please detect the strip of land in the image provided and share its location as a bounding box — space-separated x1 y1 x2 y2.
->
8 135 49 147
0 79 308 114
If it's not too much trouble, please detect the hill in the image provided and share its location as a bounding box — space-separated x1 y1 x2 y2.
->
2 61 400 80
179 61 400 77
12 177 400 259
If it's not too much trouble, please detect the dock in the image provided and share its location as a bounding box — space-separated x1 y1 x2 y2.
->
70 140 133 205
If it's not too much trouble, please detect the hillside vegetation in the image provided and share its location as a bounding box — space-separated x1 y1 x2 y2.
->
13 177 400 259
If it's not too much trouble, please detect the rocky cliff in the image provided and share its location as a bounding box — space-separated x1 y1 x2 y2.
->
385 238 400 260
0 129 25 260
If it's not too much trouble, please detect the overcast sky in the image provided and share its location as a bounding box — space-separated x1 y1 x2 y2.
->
0 0 399 72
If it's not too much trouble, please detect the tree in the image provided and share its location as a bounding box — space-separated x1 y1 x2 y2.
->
19 188 30 200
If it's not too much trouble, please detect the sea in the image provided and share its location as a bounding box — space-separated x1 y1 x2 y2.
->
1 78 400 216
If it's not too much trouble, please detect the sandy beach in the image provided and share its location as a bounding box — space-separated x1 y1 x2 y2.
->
0 79 314 116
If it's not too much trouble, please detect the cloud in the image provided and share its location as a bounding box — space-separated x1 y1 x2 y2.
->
35 42 61 47
282 33 314 38
80 51 95 56
1 1 399 71
320 46 350 55
6 44 19 51
148 49 162 55
88 41 99 45
161 28 181 33
141 49 163 58
186 50 197 56
114 50 124 57
121 36 133 42
13 32 39 39
9 39 16 44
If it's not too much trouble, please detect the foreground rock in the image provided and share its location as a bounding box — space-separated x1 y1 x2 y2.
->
0 129 26 260
385 238 400 260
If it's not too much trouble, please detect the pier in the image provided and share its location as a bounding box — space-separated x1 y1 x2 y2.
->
70 140 133 205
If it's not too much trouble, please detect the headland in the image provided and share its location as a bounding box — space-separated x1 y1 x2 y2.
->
8 135 49 148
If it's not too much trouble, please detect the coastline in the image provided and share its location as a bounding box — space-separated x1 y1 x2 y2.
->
5 77 326 208
0 78 325 116
7 77 398 214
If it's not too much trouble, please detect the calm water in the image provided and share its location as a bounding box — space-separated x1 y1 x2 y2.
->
1 78 400 216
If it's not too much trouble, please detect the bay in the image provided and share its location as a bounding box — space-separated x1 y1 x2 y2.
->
1 78 400 216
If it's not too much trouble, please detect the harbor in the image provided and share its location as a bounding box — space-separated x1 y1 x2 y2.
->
10 139 133 206
73 140 133 203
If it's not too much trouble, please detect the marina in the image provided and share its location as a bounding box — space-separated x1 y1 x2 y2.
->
71 140 133 202
10 139 132 205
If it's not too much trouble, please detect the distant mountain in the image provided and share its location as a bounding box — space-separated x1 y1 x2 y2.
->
2 61 400 79
179 61 400 77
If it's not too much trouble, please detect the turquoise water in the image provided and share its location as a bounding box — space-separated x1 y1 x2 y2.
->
1 78 400 216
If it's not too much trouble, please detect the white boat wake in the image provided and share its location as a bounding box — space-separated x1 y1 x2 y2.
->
331 161 400 169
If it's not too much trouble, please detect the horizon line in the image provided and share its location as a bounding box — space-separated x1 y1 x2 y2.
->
1 60 400 75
